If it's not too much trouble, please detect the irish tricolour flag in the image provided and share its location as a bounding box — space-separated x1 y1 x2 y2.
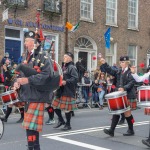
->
65 22 80 32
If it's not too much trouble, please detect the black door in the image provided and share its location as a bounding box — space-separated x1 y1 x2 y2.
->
78 51 87 71
5 39 21 64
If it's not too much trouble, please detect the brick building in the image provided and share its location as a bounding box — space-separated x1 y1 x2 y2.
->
0 0 150 72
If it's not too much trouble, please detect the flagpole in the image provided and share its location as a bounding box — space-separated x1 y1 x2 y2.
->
65 0 69 53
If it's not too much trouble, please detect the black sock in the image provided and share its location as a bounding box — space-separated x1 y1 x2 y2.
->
46 106 54 120
54 109 64 123
19 107 24 119
5 106 12 119
125 115 134 131
111 115 120 131
26 129 40 150
65 112 71 126
120 113 125 121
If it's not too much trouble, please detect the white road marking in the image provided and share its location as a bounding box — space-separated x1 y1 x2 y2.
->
42 121 149 137
42 121 149 150
48 136 111 150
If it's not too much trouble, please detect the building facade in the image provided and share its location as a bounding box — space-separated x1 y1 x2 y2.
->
0 0 150 73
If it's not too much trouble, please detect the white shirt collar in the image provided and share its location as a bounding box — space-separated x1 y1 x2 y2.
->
122 67 128 72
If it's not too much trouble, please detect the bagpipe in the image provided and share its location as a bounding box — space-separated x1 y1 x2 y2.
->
0 11 62 105
15 28 63 92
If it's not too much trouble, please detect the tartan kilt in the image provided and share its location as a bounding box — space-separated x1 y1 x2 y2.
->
22 103 45 132
128 99 137 110
14 102 25 108
52 96 77 111
144 107 150 115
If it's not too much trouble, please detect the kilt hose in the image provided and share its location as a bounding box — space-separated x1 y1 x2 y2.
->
128 99 137 110
52 96 77 111
22 103 45 132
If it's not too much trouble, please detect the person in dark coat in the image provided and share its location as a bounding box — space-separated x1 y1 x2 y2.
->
100 55 136 137
52 52 78 131
76 58 85 82
13 30 54 150
1 61 24 123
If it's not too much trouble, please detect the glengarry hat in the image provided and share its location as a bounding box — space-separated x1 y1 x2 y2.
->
24 31 41 43
65 52 74 59
120 56 129 61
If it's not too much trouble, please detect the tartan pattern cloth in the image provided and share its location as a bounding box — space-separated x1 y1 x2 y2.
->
52 96 77 111
144 107 150 115
128 99 137 110
22 103 45 132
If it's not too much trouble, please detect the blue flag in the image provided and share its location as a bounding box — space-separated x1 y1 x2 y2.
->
104 27 111 49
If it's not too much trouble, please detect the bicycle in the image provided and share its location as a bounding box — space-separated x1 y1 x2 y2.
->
0 118 4 140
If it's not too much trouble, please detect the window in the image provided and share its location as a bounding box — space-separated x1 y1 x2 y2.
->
5 28 20 38
75 37 93 49
106 0 117 25
80 0 93 21
44 0 62 14
127 45 137 66
128 0 138 29
105 43 117 66
5 0 28 7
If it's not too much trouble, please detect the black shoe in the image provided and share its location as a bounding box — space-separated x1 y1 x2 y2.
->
61 124 72 131
53 121 65 128
123 129 134 136
103 128 114 137
71 111 75 117
0 116 7 122
16 117 24 123
142 139 150 147
118 119 125 125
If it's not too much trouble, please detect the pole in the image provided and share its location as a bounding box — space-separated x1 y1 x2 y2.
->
65 0 68 53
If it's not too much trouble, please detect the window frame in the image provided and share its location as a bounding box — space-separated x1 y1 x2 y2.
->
128 0 139 30
106 0 118 26
80 0 93 22
127 45 137 66
105 43 117 66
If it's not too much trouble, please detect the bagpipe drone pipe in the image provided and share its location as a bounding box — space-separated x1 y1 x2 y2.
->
15 29 62 92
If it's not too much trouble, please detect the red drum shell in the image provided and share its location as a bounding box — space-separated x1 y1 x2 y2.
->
0 90 18 104
108 96 128 110
105 91 130 114
137 86 150 107
144 107 150 115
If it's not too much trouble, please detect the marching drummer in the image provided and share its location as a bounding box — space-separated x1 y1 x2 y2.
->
130 65 150 147
100 55 136 136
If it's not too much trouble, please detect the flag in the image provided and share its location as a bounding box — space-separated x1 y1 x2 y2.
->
70 22 80 32
65 21 80 32
104 27 111 49
2 8 9 22
65 22 73 30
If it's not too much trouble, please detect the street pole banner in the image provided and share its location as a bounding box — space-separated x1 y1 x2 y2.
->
2 8 9 22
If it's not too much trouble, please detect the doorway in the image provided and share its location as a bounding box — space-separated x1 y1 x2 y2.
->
78 51 88 71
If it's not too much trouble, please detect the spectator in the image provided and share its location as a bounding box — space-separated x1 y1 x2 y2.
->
18 52 26 64
1 52 11 65
81 71 92 106
97 72 107 109
76 58 85 82
92 79 99 104
111 63 118 70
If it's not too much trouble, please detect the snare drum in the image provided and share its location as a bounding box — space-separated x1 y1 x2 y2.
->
144 107 150 115
137 86 150 107
105 91 130 114
0 90 19 105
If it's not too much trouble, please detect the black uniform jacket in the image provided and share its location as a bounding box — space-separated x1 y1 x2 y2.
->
18 46 54 103
100 63 136 99
58 61 78 98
